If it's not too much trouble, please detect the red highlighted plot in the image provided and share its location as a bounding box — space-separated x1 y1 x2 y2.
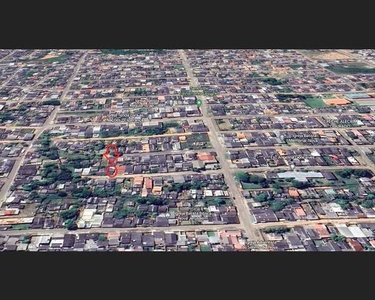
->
103 144 120 178
105 165 118 178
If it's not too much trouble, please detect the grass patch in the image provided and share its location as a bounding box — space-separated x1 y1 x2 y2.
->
242 182 262 189
38 54 70 64
327 63 375 75
11 224 31 230
216 119 232 131
303 97 327 108
333 171 359 193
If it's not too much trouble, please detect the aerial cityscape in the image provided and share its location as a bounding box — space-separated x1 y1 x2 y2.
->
2 49 375 251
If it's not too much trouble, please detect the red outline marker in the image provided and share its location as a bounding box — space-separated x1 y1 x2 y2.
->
103 144 120 178
105 165 119 178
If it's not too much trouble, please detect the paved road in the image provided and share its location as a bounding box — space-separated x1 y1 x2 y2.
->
226 144 357 151
254 217 375 228
234 165 372 173
83 164 375 181
51 132 195 142
219 126 375 134
119 148 216 157
83 169 223 179
0 224 242 237
179 50 263 241
0 111 367 130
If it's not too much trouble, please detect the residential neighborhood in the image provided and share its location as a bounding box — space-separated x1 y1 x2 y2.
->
2 49 375 251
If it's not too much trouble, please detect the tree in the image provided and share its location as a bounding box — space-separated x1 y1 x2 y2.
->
271 201 287 211
42 100 61 106
249 175 266 184
64 219 77 230
164 122 180 129
135 197 147 205
93 188 106 197
352 169 373 178
56 167 73 181
22 235 31 244
361 200 374 208
335 199 351 210
58 190 68 197
72 187 92 198
254 193 268 203
235 172 249 183
98 234 107 242
60 208 78 220
291 180 310 189
29 190 40 200
263 227 290 234
146 197 166 206
330 234 346 243
367 194 375 200
336 169 353 179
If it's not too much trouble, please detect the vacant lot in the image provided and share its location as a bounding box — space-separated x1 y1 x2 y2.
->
41 54 60 60
303 97 327 108
217 119 232 131
242 182 262 189
301 50 351 60
327 63 375 75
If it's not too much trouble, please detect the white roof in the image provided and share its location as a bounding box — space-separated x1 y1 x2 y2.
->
204 190 213 197
214 190 224 196
277 171 323 182
336 224 353 237
348 226 367 238
82 168 91 176
208 205 218 212
329 203 344 213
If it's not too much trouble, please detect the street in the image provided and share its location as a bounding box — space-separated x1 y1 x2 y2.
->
179 50 263 241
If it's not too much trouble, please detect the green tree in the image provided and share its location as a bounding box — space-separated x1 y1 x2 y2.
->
330 234 346 243
72 187 92 198
92 188 109 198
29 190 40 200
291 180 310 189
42 100 61 106
64 219 77 230
361 200 374 208
249 175 266 184
352 169 373 178
271 201 287 211
263 227 290 234
60 208 78 220
336 169 353 179
58 190 68 197
254 193 268 203
235 172 249 183
335 199 351 210
98 234 107 242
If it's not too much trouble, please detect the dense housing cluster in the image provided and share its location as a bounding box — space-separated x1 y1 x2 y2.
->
2 49 375 251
